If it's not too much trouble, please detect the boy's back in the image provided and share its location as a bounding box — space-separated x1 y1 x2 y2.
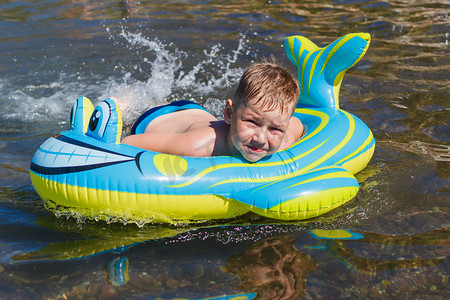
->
122 62 303 162
144 109 218 133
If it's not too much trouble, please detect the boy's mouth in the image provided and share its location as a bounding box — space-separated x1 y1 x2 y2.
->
247 145 264 153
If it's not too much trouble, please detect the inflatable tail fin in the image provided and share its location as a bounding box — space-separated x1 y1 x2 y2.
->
86 98 123 143
70 96 94 134
285 33 371 108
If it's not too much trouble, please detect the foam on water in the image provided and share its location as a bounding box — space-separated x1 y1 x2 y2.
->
1 28 251 127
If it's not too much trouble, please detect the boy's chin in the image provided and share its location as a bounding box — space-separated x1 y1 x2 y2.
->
232 143 271 162
241 150 267 162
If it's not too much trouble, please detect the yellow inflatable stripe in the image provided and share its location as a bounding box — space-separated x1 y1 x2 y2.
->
319 34 355 76
290 108 330 146
240 167 341 195
274 186 358 213
168 109 330 188
333 71 345 108
167 161 252 188
153 154 188 177
346 33 371 71
207 139 329 189
288 37 298 66
288 110 355 176
30 172 247 223
340 143 375 174
81 97 94 134
168 160 269 188
301 51 314 95
308 48 325 94
246 186 358 220
335 129 374 165
331 34 371 107
310 229 354 239
283 170 353 190
115 103 123 144
288 36 320 68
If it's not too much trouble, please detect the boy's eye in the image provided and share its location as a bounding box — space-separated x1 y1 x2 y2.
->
270 127 283 133
244 119 258 125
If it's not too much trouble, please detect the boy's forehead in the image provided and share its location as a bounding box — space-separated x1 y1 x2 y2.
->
242 99 293 123
244 97 295 115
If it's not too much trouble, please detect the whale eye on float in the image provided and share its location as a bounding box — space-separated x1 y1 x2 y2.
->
89 109 100 131
88 101 111 139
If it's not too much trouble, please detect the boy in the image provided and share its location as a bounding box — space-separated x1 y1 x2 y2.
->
122 62 303 162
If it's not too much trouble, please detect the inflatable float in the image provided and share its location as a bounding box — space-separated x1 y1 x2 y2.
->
30 33 374 225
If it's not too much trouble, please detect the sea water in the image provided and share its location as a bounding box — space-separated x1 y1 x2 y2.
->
0 0 448 298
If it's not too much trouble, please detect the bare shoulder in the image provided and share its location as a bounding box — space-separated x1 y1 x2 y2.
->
145 109 218 133
289 116 303 133
122 121 225 157
281 116 303 150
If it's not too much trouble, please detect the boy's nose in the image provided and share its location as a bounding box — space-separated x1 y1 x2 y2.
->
253 128 268 145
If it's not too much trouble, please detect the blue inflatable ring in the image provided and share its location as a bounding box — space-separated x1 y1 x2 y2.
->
30 33 374 224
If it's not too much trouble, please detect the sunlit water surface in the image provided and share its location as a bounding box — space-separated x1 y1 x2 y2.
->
0 0 448 299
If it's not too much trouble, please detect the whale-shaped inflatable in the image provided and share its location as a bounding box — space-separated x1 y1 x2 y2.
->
30 33 374 225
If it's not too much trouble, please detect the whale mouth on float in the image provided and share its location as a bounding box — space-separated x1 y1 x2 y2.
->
30 134 135 175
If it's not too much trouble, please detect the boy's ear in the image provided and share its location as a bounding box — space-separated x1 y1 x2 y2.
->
224 99 233 124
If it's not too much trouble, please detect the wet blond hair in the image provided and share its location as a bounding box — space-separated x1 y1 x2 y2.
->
233 61 299 115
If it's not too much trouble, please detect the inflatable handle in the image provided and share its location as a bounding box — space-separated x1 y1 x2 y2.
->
70 96 94 134
231 166 359 220
285 33 371 109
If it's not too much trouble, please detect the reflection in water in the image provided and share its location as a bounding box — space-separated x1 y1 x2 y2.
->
10 217 195 261
0 224 449 299
307 228 448 275
107 256 130 286
225 235 316 300
60 0 146 20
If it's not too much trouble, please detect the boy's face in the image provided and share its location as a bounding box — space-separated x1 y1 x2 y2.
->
224 98 294 162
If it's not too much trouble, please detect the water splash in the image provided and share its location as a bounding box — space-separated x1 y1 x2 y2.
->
0 79 89 122
103 28 250 124
1 28 252 127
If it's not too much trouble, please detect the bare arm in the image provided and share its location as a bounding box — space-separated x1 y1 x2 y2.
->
121 128 217 157
280 116 303 150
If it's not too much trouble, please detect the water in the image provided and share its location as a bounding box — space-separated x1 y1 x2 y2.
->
1 0 449 298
